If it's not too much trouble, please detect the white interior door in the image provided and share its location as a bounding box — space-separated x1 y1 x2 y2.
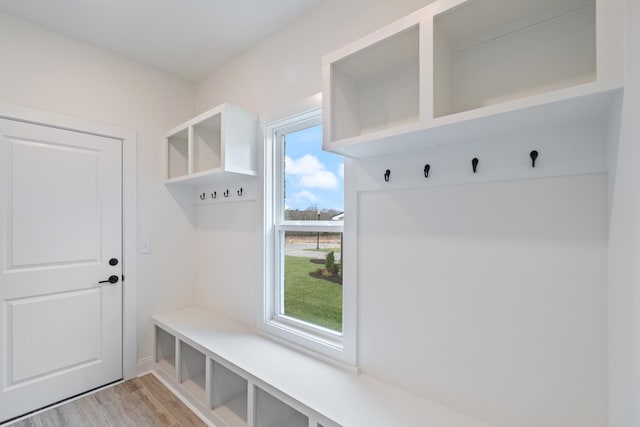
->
0 118 123 422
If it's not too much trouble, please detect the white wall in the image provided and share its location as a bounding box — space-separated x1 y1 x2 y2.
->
0 11 197 367
193 0 437 330
195 0 436 115
193 2 612 427
356 173 608 427
195 201 258 325
608 0 640 425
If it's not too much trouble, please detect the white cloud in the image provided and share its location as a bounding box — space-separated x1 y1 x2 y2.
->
286 155 338 189
300 171 338 189
338 163 344 179
286 155 322 175
291 190 319 203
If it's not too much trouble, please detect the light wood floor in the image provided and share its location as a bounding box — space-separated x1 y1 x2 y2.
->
9 374 206 427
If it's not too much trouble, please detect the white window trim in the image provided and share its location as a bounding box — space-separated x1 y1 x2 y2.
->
258 94 357 370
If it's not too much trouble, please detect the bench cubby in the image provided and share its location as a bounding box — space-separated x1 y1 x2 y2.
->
179 341 206 403
154 325 176 379
211 359 248 427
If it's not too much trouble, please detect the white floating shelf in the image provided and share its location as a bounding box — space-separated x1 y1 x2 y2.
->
166 168 257 186
328 82 621 158
322 0 623 158
165 104 258 185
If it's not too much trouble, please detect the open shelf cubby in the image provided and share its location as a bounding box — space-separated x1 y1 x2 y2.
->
255 387 309 427
433 0 596 118
322 0 620 158
165 104 257 185
179 341 206 404
167 128 189 179
193 112 222 173
155 326 176 378
210 360 248 427
330 24 420 142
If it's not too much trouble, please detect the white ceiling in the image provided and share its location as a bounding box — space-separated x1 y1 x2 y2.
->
0 0 323 82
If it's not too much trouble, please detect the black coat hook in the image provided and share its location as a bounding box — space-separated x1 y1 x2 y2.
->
211 191 216 199
472 157 479 174
424 164 430 178
199 193 206 201
384 169 391 182
530 150 539 168
224 189 229 198
237 187 243 196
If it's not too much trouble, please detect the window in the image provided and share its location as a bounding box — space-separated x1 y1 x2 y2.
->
262 98 354 366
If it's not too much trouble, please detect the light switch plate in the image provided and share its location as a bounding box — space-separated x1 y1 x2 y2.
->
140 239 152 254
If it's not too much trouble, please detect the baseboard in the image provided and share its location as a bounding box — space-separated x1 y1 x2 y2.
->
136 356 154 377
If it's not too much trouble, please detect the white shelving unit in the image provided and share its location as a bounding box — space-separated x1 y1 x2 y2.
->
179 341 206 403
153 307 494 427
322 0 623 158
211 359 248 427
329 23 420 142
155 326 176 379
165 104 258 185
433 0 596 117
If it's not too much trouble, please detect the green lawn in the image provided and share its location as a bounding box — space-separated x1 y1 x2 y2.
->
284 255 342 332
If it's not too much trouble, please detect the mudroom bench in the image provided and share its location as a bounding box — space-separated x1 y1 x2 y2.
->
153 307 490 427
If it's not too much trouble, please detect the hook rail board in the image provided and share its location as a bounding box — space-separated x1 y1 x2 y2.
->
357 119 608 192
194 179 258 205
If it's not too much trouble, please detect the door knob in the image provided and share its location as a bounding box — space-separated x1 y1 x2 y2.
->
99 275 119 284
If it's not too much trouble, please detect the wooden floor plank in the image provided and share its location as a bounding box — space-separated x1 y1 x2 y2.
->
161 398 207 427
138 374 176 403
92 379 143 406
33 396 111 427
10 375 205 427
98 388 181 427
7 418 41 427
138 375 207 427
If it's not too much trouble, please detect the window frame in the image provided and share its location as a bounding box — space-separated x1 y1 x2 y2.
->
259 95 356 368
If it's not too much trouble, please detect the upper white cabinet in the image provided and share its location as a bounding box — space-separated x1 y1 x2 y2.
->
166 104 258 184
329 22 421 142
322 0 623 157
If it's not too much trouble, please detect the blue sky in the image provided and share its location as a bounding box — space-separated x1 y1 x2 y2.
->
284 125 344 211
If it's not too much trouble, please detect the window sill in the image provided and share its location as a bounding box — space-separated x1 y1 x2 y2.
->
257 316 358 374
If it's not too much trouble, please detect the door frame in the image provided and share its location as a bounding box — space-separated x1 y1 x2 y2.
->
0 103 138 380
